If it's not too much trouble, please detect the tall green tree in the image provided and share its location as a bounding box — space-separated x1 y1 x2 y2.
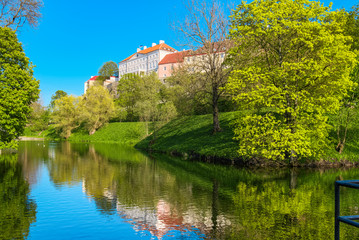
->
97 61 119 83
51 95 82 139
50 90 67 109
0 27 39 150
227 0 356 163
334 6 359 154
116 74 141 121
80 85 115 135
27 100 50 132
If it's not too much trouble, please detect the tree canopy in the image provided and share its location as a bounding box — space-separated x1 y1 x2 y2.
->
0 27 39 149
50 90 67 108
81 85 115 135
227 0 357 162
97 61 119 82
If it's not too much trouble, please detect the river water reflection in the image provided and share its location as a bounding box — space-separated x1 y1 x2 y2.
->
1 141 359 239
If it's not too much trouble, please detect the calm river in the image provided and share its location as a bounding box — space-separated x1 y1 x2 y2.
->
1 141 359 239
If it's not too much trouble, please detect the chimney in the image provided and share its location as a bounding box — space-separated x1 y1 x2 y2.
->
144 46 147 49
152 42 156 47
137 48 141 52
159 40 165 44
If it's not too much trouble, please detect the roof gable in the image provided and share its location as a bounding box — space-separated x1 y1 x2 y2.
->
120 43 177 63
158 51 190 65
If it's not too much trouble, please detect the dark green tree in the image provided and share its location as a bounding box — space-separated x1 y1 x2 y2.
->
0 27 39 150
97 61 119 83
50 90 67 109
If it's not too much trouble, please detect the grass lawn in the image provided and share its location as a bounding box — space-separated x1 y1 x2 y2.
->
68 122 151 145
135 112 240 159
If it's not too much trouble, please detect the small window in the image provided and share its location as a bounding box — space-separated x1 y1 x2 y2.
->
164 74 167 77
171 65 174 70
164 66 167 70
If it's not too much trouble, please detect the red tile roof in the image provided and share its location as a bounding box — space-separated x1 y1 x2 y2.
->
120 43 177 63
158 51 190 65
89 76 98 81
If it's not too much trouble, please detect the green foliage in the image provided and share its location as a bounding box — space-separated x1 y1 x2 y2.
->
69 122 151 145
227 0 356 161
166 69 212 115
97 61 119 82
0 27 39 150
51 95 82 139
50 90 67 109
136 112 239 159
27 101 50 132
81 85 115 135
117 73 177 123
117 74 141 121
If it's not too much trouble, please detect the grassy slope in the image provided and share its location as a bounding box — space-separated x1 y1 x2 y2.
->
68 122 150 145
22 127 54 138
136 111 359 162
23 111 359 161
135 112 240 159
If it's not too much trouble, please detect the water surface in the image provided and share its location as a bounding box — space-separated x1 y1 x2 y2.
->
1 141 359 239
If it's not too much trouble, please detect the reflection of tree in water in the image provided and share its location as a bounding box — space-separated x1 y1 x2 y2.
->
45 142 359 240
232 169 359 240
0 154 36 240
46 142 233 239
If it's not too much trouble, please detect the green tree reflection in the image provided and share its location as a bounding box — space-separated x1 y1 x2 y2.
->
0 154 36 240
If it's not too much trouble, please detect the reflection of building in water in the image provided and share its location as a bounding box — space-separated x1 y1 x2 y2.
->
116 199 231 239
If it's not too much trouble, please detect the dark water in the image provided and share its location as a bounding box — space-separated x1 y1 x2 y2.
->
1 141 359 239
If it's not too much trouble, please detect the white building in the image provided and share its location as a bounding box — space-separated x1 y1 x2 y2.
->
118 40 177 78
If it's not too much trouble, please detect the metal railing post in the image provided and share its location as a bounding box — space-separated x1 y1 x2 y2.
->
335 182 340 240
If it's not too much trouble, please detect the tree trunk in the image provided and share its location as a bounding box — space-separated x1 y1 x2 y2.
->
212 85 222 134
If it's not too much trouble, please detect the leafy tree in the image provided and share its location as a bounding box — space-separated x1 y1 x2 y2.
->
134 73 163 122
166 67 212 116
117 74 141 121
97 61 119 83
0 27 39 150
227 0 356 163
80 85 115 135
51 95 82 139
334 6 359 154
175 0 233 133
27 100 50 132
50 90 67 109
0 0 43 31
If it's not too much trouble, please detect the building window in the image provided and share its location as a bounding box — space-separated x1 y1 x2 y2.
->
164 74 166 77
164 66 167 70
171 65 174 70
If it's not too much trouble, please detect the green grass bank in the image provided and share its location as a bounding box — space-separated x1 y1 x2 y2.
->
135 112 240 162
23 122 151 146
135 111 359 165
23 111 359 165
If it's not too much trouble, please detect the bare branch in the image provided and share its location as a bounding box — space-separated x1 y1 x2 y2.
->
0 0 43 32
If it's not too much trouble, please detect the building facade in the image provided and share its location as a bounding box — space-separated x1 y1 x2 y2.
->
84 76 98 93
118 40 177 78
158 51 189 80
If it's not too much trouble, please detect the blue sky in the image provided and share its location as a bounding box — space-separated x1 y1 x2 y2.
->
17 0 359 105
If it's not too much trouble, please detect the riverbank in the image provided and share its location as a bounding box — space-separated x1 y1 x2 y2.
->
22 111 359 166
135 112 359 167
22 122 151 146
